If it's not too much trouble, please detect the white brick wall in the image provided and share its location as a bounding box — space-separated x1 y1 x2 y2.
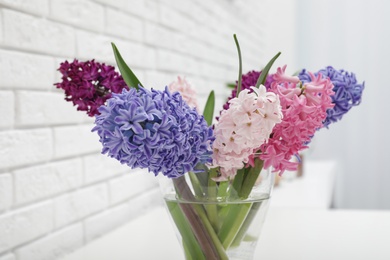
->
0 91 13 128
0 174 12 211
0 201 53 255
14 159 83 205
15 224 83 260
50 0 105 33
0 0 270 259
0 50 54 89
54 183 108 229
0 253 15 260
85 189 160 242
2 9 75 56
0 129 52 169
105 8 143 41
15 91 85 126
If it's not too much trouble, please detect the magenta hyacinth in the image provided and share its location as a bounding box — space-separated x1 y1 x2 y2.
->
55 59 128 117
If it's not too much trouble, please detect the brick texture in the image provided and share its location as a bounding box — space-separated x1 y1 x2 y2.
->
0 0 49 16
0 0 269 259
53 125 100 158
0 254 15 260
105 8 143 41
0 91 14 128
14 159 83 205
0 201 53 254
50 0 105 33
85 189 160 242
54 183 108 228
108 169 157 205
15 224 83 260
15 91 85 126
0 50 54 90
0 129 52 169
2 9 75 56
0 174 12 212
83 154 128 184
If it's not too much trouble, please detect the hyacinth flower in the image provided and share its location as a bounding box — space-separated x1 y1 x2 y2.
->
89 43 232 259
212 86 282 181
223 66 360 174
222 70 275 111
55 45 227 259
101 40 283 258
92 87 214 178
298 66 365 128
257 65 335 173
55 59 128 117
54 35 364 259
168 76 199 110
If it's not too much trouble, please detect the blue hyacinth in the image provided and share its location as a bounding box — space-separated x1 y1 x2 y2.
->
92 87 214 178
299 66 364 128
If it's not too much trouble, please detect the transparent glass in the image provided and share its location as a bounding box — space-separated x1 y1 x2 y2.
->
159 167 275 260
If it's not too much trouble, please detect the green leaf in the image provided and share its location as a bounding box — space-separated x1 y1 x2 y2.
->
111 43 143 89
226 83 236 89
255 52 281 88
203 90 215 126
233 34 243 95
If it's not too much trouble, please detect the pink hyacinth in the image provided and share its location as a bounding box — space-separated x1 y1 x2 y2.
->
212 86 283 180
257 66 334 173
168 76 199 109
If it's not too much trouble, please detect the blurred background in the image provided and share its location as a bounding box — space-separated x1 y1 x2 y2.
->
0 0 389 259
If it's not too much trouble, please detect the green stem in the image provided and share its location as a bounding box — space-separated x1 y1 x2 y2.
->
218 203 253 249
173 177 228 260
166 201 205 260
189 172 204 199
217 204 230 222
217 181 229 201
233 34 243 95
230 201 262 248
239 159 264 199
205 168 219 232
231 168 246 199
183 242 193 260
218 159 265 249
193 204 228 259
216 181 230 228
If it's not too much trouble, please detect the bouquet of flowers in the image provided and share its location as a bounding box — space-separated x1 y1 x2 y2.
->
55 35 364 260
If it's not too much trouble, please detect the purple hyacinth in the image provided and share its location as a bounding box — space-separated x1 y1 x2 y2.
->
92 87 214 178
55 59 128 117
299 66 364 128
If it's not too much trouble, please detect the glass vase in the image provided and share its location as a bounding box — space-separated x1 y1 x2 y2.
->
159 166 274 260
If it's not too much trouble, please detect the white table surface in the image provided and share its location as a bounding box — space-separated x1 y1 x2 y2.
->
61 207 390 260
61 161 390 260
